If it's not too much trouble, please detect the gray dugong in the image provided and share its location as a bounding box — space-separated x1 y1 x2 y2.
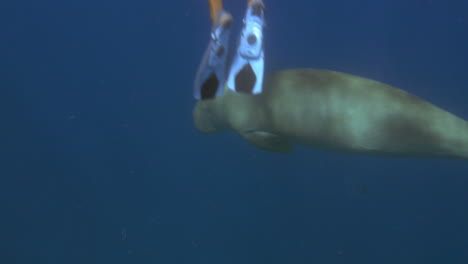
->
193 69 468 160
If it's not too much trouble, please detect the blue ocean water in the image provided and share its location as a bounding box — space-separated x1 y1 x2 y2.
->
2 0 467 263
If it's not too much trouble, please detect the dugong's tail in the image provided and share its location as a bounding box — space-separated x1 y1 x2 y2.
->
391 89 468 161
452 148 468 161
367 88 468 161
462 150 468 160
436 119 468 161
437 121 468 161
456 143 468 161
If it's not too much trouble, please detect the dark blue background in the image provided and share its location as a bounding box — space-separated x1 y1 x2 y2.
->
2 0 468 263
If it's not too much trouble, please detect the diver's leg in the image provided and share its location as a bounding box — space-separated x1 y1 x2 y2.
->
208 0 224 23
227 0 266 95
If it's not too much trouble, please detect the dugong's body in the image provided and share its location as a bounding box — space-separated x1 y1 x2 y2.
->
194 69 468 160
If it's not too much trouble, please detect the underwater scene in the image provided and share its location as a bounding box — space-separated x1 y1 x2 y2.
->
3 0 468 263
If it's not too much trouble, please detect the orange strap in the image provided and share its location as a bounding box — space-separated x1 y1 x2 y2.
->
208 0 223 22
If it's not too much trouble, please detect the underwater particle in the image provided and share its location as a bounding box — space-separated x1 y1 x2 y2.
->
121 228 127 240
68 112 80 120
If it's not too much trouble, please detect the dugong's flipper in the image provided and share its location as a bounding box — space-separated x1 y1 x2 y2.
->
242 130 294 153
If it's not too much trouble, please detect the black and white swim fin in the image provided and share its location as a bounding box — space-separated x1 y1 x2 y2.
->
227 0 265 95
193 10 233 100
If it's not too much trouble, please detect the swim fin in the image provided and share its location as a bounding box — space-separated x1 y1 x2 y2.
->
227 0 266 95
194 9 233 100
